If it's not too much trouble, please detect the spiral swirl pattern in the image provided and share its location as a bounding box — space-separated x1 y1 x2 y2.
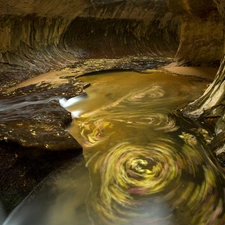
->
87 139 225 225
75 80 225 224
79 85 178 147
126 85 165 102
79 113 178 147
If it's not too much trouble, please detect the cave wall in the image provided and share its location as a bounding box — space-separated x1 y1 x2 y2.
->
63 17 179 59
0 0 89 18
0 0 224 86
0 16 71 71
174 11 223 65
167 0 224 65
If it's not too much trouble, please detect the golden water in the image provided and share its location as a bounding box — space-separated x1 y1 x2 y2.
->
67 71 225 225
4 70 225 225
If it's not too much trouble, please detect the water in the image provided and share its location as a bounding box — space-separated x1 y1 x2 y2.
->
3 155 92 225
4 70 225 225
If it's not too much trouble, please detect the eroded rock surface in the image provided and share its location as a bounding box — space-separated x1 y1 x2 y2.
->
0 0 223 90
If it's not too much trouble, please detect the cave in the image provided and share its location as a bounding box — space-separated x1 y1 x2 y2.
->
1 0 225 224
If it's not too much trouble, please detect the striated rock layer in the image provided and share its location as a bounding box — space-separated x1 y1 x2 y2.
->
181 0 225 166
0 0 224 89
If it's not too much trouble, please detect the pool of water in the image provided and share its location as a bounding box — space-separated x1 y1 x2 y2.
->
4 70 225 225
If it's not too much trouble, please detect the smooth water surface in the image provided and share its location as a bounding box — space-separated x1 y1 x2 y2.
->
4 70 225 225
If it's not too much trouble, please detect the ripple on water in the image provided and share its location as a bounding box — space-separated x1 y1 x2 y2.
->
86 138 224 225
70 72 225 225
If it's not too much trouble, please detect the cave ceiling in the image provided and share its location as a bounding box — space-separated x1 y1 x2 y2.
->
0 0 223 86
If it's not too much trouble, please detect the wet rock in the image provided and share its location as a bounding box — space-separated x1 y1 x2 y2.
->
214 143 225 166
0 102 80 151
0 0 223 86
185 104 225 166
0 76 87 214
0 79 87 152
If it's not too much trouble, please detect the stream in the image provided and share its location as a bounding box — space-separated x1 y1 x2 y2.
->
3 70 225 225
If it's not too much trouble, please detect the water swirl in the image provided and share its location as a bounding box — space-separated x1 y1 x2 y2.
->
87 139 225 225
79 118 114 148
81 85 166 118
126 85 165 102
78 85 178 147
78 113 178 148
70 74 225 224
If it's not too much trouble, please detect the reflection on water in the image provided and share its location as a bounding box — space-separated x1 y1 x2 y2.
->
4 70 225 224
68 71 225 225
3 155 92 225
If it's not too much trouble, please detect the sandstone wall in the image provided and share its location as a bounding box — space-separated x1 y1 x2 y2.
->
0 0 224 83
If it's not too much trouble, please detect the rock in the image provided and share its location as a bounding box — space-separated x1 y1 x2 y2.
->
0 78 87 152
0 0 222 88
